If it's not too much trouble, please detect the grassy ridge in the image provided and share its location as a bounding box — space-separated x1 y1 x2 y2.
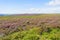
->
0 14 60 20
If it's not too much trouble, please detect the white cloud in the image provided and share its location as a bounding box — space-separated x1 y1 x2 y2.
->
41 7 60 13
0 7 60 14
44 0 60 13
23 8 41 13
29 7 60 13
47 0 60 6
0 8 41 14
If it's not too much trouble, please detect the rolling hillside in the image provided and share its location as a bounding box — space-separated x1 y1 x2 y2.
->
0 14 60 40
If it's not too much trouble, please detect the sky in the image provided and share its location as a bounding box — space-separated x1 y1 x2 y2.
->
0 0 60 14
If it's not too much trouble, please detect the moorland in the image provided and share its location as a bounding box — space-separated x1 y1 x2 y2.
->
0 14 60 40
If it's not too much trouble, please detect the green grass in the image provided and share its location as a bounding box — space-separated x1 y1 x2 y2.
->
0 27 60 40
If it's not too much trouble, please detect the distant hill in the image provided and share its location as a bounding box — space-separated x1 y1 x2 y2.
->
0 14 40 16
6 14 41 16
0 14 10 16
0 14 4 16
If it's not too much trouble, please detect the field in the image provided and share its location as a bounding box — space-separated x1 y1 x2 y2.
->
0 14 60 40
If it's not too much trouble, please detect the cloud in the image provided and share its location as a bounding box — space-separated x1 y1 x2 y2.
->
44 0 60 13
0 7 60 14
28 7 60 13
23 8 41 13
47 0 60 6
40 7 60 13
0 8 41 14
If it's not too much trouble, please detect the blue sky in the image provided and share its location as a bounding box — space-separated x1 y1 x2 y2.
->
0 0 60 14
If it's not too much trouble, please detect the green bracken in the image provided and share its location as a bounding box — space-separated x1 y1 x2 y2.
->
0 27 60 40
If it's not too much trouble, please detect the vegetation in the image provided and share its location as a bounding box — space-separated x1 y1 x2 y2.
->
0 14 60 40
0 27 60 40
